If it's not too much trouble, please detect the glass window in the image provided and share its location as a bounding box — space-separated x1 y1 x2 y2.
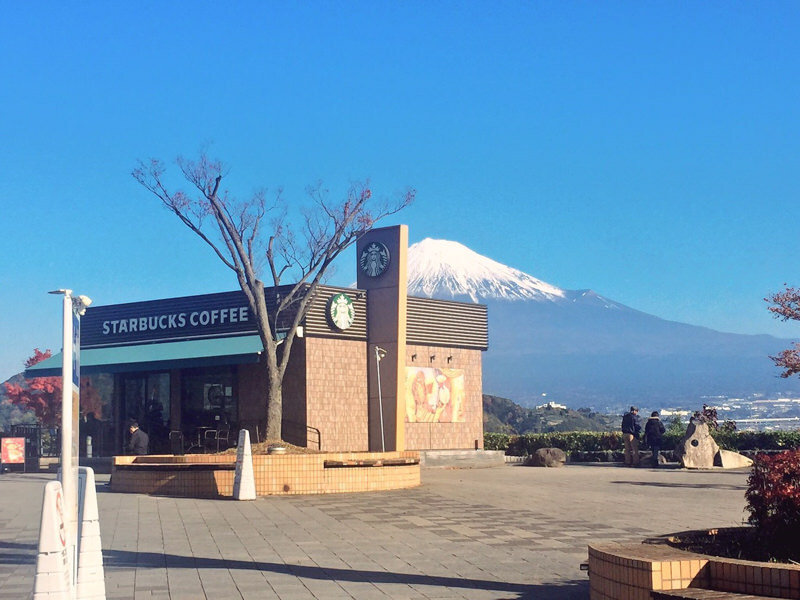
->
181 366 237 432
81 374 115 457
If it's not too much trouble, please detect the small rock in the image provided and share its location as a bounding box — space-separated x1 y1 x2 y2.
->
524 447 567 468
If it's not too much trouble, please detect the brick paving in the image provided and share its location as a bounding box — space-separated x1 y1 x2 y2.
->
0 464 750 599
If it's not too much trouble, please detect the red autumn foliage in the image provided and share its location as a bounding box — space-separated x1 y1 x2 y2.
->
746 450 800 559
4 349 62 427
766 286 800 378
3 349 104 428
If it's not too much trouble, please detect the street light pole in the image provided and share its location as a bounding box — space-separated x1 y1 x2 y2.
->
49 288 91 590
375 346 387 452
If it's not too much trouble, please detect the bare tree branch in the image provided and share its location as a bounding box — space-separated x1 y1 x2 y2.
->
133 150 415 440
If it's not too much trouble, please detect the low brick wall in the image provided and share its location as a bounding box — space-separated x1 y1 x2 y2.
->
588 541 800 600
111 452 420 498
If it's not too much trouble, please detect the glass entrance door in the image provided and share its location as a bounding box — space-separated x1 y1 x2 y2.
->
119 372 170 454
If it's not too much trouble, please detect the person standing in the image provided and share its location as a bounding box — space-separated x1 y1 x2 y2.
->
621 406 642 466
127 420 149 455
644 411 666 468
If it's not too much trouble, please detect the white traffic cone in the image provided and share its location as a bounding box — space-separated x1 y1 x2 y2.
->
32 481 71 599
233 429 256 500
76 467 105 599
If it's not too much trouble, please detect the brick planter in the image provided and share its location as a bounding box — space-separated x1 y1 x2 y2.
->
588 536 800 600
111 451 420 498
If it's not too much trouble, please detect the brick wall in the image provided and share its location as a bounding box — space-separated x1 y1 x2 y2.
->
281 342 308 446
238 362 268 442
236 340 484 452
305 337 369 451
404 345 484 451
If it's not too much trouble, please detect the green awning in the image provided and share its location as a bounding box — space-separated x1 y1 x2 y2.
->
25 335 264 377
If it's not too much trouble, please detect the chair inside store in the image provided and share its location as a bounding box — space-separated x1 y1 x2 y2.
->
203 423 231 453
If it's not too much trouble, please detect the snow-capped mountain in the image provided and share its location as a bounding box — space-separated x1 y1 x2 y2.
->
407 238 800 411
407 238 565 302
408 238 627 310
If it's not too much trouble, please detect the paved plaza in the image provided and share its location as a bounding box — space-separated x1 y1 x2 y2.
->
0 464 750 599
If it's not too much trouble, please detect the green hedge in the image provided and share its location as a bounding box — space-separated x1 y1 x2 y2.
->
485 430 800 456
485 432 623 455
711 430 800 452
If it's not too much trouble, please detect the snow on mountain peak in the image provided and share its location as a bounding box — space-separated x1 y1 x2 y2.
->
407 238 566 303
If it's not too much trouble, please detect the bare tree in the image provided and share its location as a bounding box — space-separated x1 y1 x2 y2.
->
133 153 414 441
766 286 800 378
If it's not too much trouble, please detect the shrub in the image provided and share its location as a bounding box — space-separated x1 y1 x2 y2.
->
745 450 800 559
487 431 623 456
484 433 511 451
485 429 800 455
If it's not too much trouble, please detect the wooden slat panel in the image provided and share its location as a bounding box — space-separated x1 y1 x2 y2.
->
406 296 488 350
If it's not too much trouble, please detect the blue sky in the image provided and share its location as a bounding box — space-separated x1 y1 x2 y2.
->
2 2 799 381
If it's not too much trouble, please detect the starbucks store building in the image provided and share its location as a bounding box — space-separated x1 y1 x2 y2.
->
28 226 488 456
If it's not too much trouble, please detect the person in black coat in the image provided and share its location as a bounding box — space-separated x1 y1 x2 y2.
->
621 406 642 466
644 411 666 468
127 420 149 455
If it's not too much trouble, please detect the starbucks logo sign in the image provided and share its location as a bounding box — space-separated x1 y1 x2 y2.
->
328 293 355 331
359 241 390 277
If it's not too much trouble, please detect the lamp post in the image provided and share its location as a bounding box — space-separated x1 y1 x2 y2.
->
48 288 92 588
374 346 387 452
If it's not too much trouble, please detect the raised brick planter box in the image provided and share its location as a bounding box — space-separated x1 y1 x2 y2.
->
588 539 800 600
111 451 420 498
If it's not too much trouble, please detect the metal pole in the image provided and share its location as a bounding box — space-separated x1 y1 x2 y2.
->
59 291 78 590
375 346 385 453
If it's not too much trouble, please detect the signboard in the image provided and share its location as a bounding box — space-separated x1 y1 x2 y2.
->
1 437 25 464
80 289 257 347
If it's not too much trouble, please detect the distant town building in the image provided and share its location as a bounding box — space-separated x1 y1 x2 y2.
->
537 401 567 410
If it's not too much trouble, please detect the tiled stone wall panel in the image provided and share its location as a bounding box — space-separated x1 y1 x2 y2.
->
404 345 484 450
305 338 368 451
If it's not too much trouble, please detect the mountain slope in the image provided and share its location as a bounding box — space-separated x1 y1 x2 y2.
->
483 394 617 434
408 238 800 410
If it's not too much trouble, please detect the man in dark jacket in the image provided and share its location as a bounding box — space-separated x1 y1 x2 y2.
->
621 406 641 466
127 420 149 455
644 411 666 468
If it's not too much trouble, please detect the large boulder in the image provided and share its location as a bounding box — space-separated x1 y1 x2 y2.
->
677 421 719 469
524 447 567 468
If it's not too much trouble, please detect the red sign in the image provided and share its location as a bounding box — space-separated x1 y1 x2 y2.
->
1 437 26 464
56 490 66 547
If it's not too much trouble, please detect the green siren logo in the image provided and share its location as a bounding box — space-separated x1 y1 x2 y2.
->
359 241 390 277
328 293 355 331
